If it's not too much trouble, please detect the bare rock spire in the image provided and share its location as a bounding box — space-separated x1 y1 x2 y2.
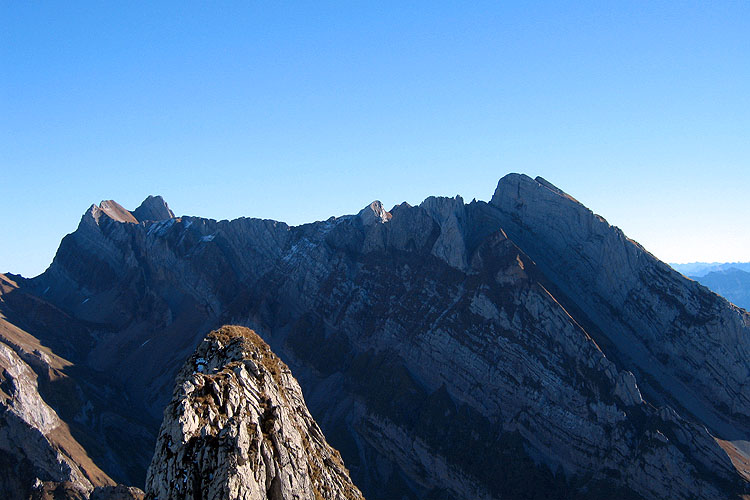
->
145 325 364 500
131 195 175 223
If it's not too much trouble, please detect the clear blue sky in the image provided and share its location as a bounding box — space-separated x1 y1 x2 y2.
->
2 2 749 277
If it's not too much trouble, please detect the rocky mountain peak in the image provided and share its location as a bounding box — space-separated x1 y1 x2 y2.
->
357 200 391 226
145 325 364 500
488 173 619 263
131 195 174 223
87 200 139 225
80 196 174 229
419 195 468 269
490 173 580 208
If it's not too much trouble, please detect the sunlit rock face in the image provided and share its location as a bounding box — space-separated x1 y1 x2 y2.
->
3 174 749 499
145 325 364 500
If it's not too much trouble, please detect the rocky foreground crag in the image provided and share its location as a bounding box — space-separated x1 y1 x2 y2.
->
1 174 750 498
146 325 363 500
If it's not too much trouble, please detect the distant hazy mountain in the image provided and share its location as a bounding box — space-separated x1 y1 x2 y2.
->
671 262 750 277
671 263 750 310
696 269 750 311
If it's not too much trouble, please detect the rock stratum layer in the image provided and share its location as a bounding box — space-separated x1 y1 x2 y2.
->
1 174 749 499
146 325 363 500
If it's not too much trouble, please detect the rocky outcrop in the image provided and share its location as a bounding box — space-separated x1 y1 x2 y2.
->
357 201 391 226
419 195 468 270
146 325 364 500
91 200 139 225
131 195 174 223
89 485 146 500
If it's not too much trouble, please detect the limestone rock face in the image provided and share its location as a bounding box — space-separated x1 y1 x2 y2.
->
357 201 391 226
488 174 750 436
92 200 139 225
145 326 364 500
89 485 146 500
131 195 175 223
419 195 468 270
0 342 94 498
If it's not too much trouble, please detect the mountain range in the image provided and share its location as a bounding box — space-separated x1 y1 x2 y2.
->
671 263 750 277
1 174 749 499
670 263 750 311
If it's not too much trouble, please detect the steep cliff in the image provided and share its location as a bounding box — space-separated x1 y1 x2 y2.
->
488 174 750 439
0 275 116 498
146 325 364 500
